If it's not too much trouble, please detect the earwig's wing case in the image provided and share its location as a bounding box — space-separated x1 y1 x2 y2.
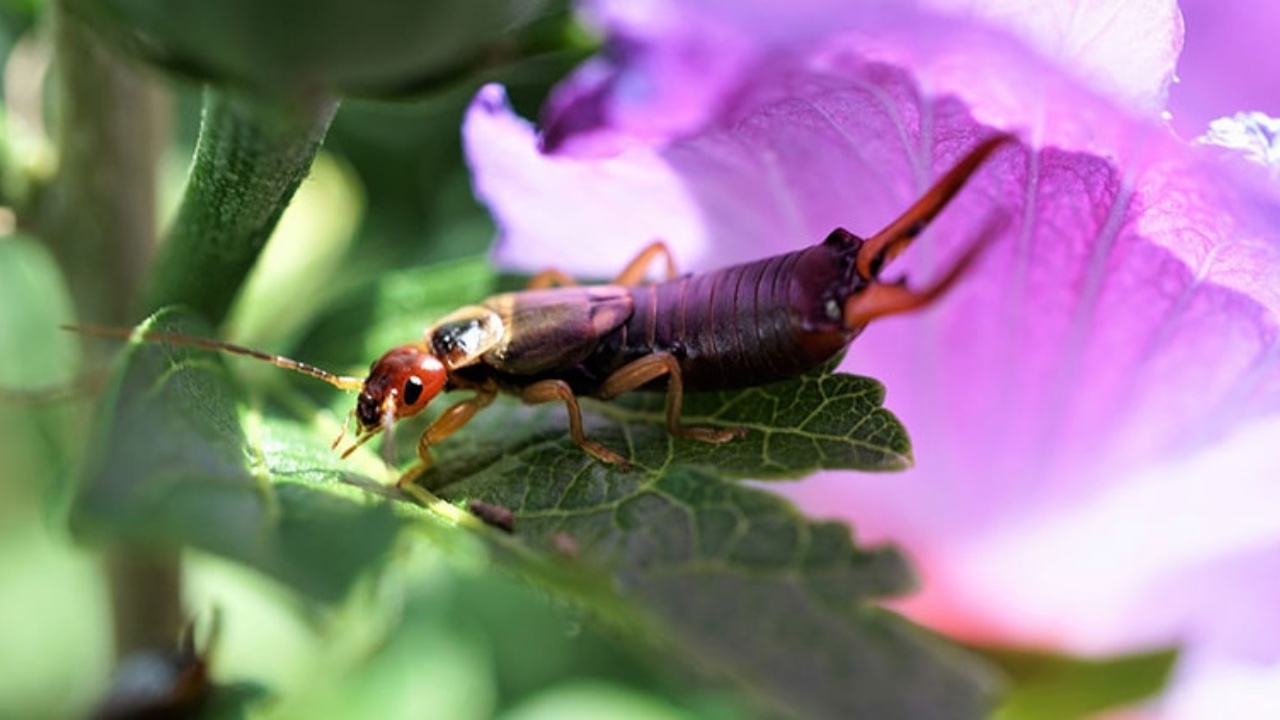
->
478 286 633 375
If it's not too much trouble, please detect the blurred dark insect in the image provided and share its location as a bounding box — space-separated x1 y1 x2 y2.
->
90 618 214 720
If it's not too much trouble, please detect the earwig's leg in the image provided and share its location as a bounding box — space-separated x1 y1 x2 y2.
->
528 241 678 290
396 392 496 488
612 241 679 286
857 134 1015 280
519 380 630 467
526 269 578 289
596 353 745 444
844 223 994 328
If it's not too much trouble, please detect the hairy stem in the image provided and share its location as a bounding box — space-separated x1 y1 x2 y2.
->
142 89 339 324
45 0 180 659
43 0 163 329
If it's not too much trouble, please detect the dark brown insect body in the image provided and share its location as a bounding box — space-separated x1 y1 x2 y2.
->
72 134 1012 489
350 134 1013 485
629 234 861 390
464 228 869 397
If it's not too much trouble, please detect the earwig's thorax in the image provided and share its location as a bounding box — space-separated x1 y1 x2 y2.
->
355 344 448 430
425 306 506 370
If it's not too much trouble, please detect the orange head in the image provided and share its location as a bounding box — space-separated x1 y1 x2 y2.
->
333 345 448 460
354 345 448 432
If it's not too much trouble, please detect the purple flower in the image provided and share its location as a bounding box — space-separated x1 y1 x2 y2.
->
463 1 1280 715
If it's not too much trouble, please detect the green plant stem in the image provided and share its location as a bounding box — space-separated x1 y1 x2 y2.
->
45 0 180 661
142 89 339 325
105 552 185 659
44 0 163 329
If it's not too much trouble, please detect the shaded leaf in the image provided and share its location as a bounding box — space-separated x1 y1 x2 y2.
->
428 441 985 719
72 309 406 602
414 367 910 489
66 0 562 95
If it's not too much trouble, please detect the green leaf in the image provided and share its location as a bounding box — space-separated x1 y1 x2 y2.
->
0 235 79 389
76 260 995 718
436 461 990 719
0 235 82 505
984 645 1178 720
72 308 407 602
261 552 754 720
476 366 913 480
310 263 988 717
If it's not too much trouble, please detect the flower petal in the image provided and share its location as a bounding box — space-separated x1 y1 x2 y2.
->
1146 537 1280 718
920 0 1182 112
464 84 709 277
1170 0 1280 137
462 0 1280 709
542 1 1183 157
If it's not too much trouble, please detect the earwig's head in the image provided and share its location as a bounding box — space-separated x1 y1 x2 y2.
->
354 345 448 432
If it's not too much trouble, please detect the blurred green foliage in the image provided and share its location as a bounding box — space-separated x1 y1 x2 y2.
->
62 0 574 95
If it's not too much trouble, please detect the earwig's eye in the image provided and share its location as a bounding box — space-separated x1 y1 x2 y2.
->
402 376 424 406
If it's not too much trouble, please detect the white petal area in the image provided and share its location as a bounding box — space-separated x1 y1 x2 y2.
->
1147 540 1280 718
463 85 711 276
922 0 1182 112
930 414 1280 653
1162 651 1280 720
832 17 1174 160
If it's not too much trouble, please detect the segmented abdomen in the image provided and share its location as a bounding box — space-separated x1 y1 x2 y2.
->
587 236 865 392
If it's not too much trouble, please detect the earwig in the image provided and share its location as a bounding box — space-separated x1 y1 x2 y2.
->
69 134 1013 490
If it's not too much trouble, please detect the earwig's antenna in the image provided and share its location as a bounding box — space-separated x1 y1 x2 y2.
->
64 324 366 391
857 133 1016 280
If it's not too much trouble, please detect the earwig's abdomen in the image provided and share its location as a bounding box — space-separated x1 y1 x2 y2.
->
589 230 869 392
